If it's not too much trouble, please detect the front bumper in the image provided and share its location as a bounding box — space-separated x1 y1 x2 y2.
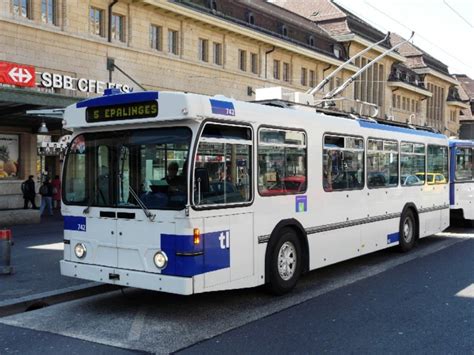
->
60 260 194 295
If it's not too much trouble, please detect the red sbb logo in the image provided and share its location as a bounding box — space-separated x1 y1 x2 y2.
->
0 61 36 87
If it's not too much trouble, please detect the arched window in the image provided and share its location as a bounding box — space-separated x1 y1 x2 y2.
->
246 11 255 25
279 24 288 37
308 35 315 47
208 0 217 11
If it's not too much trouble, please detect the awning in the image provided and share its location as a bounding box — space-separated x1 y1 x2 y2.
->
0 86 80 132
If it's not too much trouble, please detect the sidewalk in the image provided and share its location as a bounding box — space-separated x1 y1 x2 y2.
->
0 212 89 305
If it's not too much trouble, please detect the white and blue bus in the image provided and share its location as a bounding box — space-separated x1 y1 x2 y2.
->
60 89 450 295
449 139 474 224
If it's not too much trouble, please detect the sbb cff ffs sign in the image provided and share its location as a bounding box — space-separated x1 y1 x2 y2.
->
0 61 35 87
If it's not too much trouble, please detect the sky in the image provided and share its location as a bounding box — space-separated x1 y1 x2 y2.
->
333 0 474 78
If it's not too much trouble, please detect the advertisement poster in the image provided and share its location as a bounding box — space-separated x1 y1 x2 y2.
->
0 134 19 179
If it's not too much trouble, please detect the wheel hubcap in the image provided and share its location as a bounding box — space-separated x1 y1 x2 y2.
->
278 241 297 281
403 217 413 243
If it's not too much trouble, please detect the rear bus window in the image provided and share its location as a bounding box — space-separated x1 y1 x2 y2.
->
323 135 364 191
258 128 307 196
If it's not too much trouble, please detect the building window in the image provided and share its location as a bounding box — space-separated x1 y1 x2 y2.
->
309 70 316 88
111 14 125 42
396 95 401 109
354 57 384 116
208 0 217 11
308 35 315 47
246 11 255 25
282 62 290 82
213 42 222 65
238 49 247 71
279 24 288 37
273 60 280 80
90 7 104 37
199 38 209 62
251 53 258 74
150 25 162 51
392 94 396 108
301 67 307 86
427 83 445 128
41 0 57 25
402 97 406 111
13 0 31 19
168 29 179 55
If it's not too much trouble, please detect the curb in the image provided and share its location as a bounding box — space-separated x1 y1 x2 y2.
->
0 282 119 318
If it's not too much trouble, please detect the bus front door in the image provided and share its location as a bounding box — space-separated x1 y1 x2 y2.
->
202 212 254 289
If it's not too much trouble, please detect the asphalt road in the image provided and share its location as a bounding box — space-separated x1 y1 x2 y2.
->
0 216 87 302
181 238 474 354
0 229 472 354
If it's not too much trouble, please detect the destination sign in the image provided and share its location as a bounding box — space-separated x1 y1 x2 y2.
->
86 101 158 122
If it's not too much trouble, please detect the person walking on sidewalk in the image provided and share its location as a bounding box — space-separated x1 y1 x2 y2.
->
39 177 54 216
52 175 61 209
21 175 37 209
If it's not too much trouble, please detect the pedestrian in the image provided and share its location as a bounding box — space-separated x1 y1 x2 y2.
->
21 175 37 209
52 175 61 209
39 177 54 216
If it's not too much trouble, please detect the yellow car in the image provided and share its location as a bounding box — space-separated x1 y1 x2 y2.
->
416 173 447 184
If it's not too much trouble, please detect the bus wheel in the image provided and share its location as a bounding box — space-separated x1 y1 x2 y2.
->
268 228 302 295
399 209 417 252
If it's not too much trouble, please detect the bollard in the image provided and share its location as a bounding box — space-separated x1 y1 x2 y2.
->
0 229 13 275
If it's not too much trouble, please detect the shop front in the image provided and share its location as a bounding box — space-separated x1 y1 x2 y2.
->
0 60 132 224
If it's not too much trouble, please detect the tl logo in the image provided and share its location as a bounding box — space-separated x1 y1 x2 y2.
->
218 231 230 249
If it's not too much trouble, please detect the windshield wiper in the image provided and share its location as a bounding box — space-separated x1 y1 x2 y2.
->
127 184 156 222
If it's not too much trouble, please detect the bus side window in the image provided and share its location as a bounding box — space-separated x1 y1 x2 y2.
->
367 139 398 188
193 123 252 206
258 128 307 196
323 135 364 191
427 144 448 185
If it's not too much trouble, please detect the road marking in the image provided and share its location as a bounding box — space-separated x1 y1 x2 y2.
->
27 242 64 250
455 283 474 299
128 306 147 341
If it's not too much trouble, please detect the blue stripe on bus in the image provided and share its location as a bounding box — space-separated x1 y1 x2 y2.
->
387 232 399 244
160 230 230 277
64 216 86 232
210 99 235 116
76 92 159 108
358 121 446 139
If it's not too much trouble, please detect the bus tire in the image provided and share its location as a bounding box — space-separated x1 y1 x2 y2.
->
267 227 302 295
399 209 417 252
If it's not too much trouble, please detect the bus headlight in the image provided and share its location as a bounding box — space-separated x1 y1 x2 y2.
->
153 251 168 269
74 243 87 259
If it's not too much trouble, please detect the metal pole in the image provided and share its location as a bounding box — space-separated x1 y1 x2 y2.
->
0 229 13 275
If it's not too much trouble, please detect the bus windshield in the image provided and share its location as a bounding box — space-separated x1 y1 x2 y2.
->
63 127 191 210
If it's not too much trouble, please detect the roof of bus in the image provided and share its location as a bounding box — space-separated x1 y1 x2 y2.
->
64 90 448 141
449 139 474 147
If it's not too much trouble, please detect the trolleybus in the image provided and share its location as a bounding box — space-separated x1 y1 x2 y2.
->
60 89 450 295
